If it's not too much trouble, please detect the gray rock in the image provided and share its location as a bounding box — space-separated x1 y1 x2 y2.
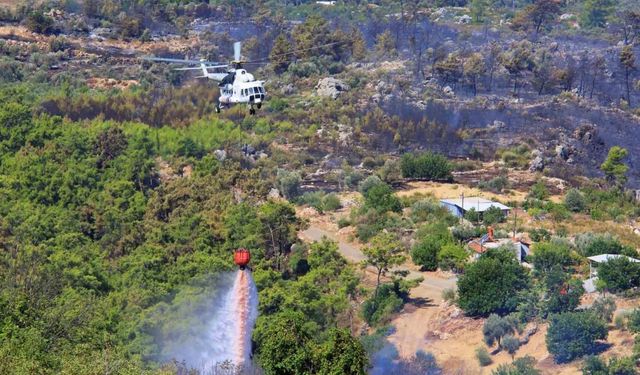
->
529 155 545 172
556 144 569 160
315 77 350 99
456 14 472 24
268 188 281 199
280 84 295 95
213 149 227 161
443 85 455 97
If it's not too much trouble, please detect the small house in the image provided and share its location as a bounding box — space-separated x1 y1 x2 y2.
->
440 197 510 219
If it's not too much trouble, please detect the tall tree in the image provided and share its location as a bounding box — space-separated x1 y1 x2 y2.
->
513 0 561 34
501 41 534 96
375 30 396 59
457 248 530 316
580 0 615 29
270 33 291 74
361 232 405 302
600 146 629 186
619 45 636 107
464 53 486 96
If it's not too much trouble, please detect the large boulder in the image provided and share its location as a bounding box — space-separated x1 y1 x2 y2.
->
316 77 349 99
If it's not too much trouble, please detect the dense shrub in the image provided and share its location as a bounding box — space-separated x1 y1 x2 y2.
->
476 347 492 367
492 356 540 375
361 282 405 325
411 237 439 271
452 224 485 242
457 248 530 316
437 243 468 272
363 182 402 214
546 311 608 363
276 168 301 199
483 314 515 347
400 152 452 181
590 297 616 323
478 176 510 193
483 206 506 225
25 11 55 34
529 228 551 242
527 181 549 201
564 189 586 212
597 257 640 293
628 309 640 333
502 335 520 358
530 242 574 275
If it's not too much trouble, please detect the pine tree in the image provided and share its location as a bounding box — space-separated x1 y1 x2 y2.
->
270 33 291 74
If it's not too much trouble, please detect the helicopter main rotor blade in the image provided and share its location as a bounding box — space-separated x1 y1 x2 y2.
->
142 56 227 65
234 41 242 62
245 40 350 64
173 65 228 70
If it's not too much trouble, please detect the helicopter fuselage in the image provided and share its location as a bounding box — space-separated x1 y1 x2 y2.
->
217 68 266 107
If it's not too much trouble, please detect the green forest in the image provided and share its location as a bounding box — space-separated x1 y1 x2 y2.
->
2 0 640 374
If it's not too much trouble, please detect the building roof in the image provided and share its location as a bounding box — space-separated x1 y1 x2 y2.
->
440 197 510 212
587 254 640 263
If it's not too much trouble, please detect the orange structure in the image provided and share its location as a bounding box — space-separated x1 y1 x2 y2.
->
234 248 251 269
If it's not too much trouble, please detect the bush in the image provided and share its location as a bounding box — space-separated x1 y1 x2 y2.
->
276 169 301 199
476 347 492 367
363 182 402 213
564 189 586 212
322 193 342 211
437 243 468 272
590 296 616 323
464 207 480 222
502 335 520 358
597 257 640 292
411 199 443 222
452 224 485 242
457 248 530 316
400 152 452 180
483 206 506 225
478 176 510 193
529 228 551 242
442 288 456 303
25 11 55 34
336 216 350 228
528 181 548 201
575 233 635 257
530 242 574 276
359 175 384 195
492 356 540 375
343 170 364 189
628 309 640 333
546 311 608 363
361 282 404 325
582 355 637 375
483 314 515 347
614 312 628 330
411 238 439 271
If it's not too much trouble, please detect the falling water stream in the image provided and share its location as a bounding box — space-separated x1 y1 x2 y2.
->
201 269 258 372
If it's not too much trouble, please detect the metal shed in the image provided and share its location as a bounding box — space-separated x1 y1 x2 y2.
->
440 197 510 218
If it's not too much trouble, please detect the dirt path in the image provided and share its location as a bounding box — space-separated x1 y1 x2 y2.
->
301 226 365 263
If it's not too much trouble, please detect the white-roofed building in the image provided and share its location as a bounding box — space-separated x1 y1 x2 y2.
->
440 196 510 219
583 253 640 293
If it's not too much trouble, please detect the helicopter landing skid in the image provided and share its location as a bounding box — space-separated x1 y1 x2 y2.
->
248 104 256 115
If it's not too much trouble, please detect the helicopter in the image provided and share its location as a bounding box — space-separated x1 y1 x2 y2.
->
145 42 266 115
145 39 351 115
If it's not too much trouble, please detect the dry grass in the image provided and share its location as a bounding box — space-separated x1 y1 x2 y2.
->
395 180 530 203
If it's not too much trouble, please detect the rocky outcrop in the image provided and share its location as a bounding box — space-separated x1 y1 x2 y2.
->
316 77 349 99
